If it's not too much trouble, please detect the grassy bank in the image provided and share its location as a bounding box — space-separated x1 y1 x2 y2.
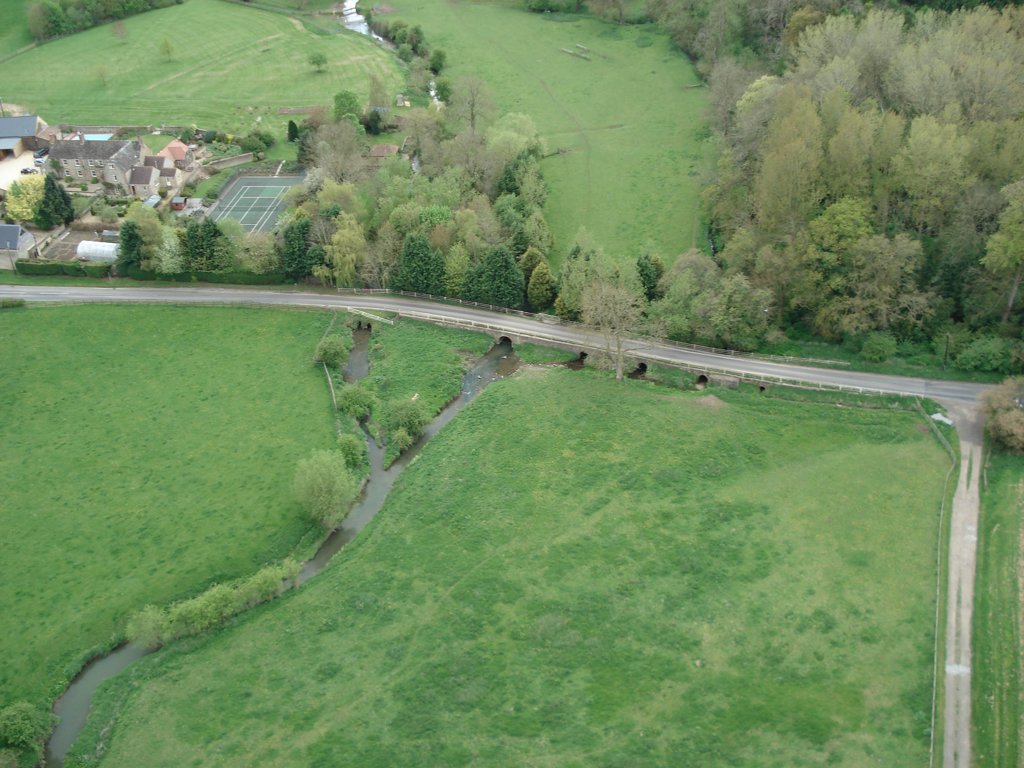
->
381 0 707 268
76 368 947 767
0 0 402 134
0 305 336 710
973 451 1022 767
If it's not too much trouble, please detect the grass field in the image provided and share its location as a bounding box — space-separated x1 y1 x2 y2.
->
381 0 707 268
973 451 1022 768
0 305 337 711
0 0 33 59
74 368 948 767
0 0 402 134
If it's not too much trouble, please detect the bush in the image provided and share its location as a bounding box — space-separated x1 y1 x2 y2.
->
955 335 1016 373
61 261 85 276
383 398 429 444
314 334 352 368
0 298 26 309
122 265 288 284
83 263 111 278
14 260 62 275
126 604 168 649
0 702 51 750
125 560 300 648
983 377 1024 451
859 332 897 363
336 384 376 419
294 449 358 529
391 427 413 453
336 432 365 469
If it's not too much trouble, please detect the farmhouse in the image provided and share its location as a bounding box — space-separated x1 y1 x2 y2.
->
0 224 36 270
49 138 145 192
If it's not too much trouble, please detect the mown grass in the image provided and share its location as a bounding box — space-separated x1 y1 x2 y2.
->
0 0 33 59
0 0 402 135
78 367 948 767
0 304 336 710
380 0 707 268
973 451 1022 768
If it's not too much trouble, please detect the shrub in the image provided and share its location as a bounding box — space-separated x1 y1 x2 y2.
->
83 263 111 278
14 260 62 275
126 604 168 649
383 398 429 443
391 427 413 453
859 332 897 363
336 384 376 419
0 298 26 309
294 449 358 529
336 432 366 469
0 702 51 750
955 335 1016 373
314 334 352 368
61 261 85 276
983 377 1024 451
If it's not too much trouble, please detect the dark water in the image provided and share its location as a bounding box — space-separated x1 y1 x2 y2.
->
43 335 517 766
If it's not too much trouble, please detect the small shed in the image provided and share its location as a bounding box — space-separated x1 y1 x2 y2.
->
100 229 120 241
76 240 119 263
143 194 161 208
171 196 187 211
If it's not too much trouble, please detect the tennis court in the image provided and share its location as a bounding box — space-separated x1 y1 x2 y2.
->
210 175 301 233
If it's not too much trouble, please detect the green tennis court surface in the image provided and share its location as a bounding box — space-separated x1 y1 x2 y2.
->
211 175 301 233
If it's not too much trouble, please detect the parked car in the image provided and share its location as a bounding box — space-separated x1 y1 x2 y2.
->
20 167 38 174
33 147 49 159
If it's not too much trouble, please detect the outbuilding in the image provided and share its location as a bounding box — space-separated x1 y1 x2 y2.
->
76 240 119 263
0 224 36 270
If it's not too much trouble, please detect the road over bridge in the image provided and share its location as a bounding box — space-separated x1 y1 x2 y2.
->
0 283 992 766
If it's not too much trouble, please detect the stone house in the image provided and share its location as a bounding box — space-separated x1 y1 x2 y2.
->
49 139 145 192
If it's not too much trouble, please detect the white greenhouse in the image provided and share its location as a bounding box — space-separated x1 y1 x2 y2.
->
76 241 119 263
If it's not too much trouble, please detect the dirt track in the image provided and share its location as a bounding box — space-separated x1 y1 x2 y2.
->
941 403 984 768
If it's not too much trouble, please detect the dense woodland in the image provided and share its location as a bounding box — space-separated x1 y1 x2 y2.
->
631 2 1023 374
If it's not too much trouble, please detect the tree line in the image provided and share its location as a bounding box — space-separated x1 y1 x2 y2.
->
26 0 181 41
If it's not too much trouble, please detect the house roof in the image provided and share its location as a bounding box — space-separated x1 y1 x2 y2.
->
0 224 25 250
50 139 132 162
0 138 19 150
0 116 39 140
130 166 159 185
159 167 176 177
369 143 399 158
158 139 189 161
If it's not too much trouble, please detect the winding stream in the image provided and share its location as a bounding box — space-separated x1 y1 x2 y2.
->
44 333 519 767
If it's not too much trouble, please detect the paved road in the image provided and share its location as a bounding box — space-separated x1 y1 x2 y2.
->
0 284 992 403
1 283 991 764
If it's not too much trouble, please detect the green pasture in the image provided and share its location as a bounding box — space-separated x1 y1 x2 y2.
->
0 305 336 709
76 367 948 767
362 318 493 459
973 451 1022 768
381 0 707 268
0 0 33 59
0 0 402 134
